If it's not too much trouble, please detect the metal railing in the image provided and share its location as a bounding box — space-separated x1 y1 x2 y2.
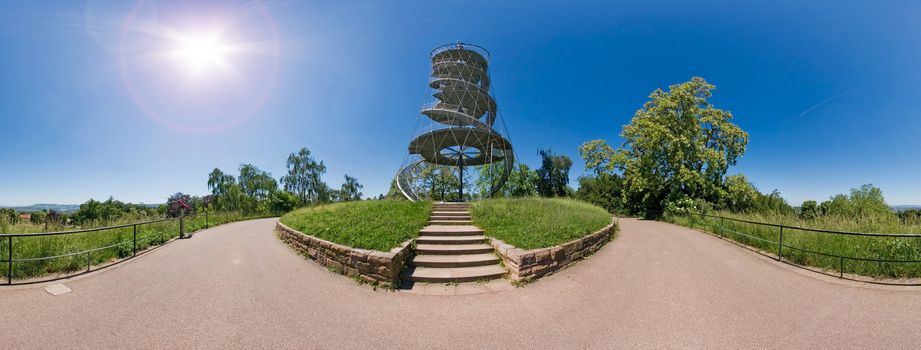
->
667 212 921 285
0 211 267 285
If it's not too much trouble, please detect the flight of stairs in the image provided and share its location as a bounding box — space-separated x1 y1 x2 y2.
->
408 202 507 283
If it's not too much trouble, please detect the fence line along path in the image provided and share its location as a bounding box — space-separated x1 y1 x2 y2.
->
1 211 266 285
670 212 921 285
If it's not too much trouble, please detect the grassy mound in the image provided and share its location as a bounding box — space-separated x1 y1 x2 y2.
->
279 200 432 251
471 198 612 249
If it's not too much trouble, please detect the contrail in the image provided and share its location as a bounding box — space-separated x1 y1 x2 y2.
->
799 76 921 117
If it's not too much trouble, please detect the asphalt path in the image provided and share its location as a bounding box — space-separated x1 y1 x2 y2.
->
4 218 921 349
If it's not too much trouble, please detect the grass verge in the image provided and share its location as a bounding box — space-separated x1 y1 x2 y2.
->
471 197 612 249
667 211 921 279
279 200 432 252
0 211 266 281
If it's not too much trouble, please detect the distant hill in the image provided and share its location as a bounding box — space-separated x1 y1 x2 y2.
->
0 204 81 213
892 205 921 212
0 203 161 213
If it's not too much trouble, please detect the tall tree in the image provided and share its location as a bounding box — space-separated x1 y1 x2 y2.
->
207 168 239 210
536 148 572 197
207 168 236 197
238 164 278 201
268 191 299 213
475 162 517 198
386 178 407 200
580 77 748 215
281 147 327 205
723 174 758 213
506 164 540 197
339 174 363 202
576 173 623 212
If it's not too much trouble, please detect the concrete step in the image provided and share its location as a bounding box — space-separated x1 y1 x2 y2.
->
429 219 473 225
433 203 470 208
432 207 469 212
431 211 470 217
412 253 500 268
430 215 471 221
420 225 484 236
416 243 494 255
416 235 486 245
410 265 506 283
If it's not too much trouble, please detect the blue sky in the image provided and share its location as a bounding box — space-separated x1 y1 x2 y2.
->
1 1 920 206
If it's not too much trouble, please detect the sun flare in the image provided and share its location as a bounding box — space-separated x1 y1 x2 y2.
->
176 33 228 74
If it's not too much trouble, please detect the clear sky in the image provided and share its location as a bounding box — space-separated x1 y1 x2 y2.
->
1 1 920 206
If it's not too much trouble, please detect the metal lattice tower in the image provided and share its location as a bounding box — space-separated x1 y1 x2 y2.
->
396 42 514 202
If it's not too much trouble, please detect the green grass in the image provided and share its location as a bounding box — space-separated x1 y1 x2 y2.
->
667 211 921 279
471 197 613 249
0 211 266 281
279 200 432 252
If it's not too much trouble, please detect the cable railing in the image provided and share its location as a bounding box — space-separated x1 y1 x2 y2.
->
0 211 275 285
665 212 921 285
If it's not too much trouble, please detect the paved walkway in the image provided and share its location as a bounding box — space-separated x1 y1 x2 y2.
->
4 218 921 349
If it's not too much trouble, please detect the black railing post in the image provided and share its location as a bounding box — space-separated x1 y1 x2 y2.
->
205 212 209 229
7 236 12 285
839 256 844 278
86 251 91 272
132 224 138 256
777 226 784 261
719 217 724 239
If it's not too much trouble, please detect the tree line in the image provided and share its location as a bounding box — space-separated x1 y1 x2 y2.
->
0 147 364 232
572 76 914 225
203 147 363 215
384 148 575 202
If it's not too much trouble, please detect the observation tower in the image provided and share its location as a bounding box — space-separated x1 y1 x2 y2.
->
396 42 514 202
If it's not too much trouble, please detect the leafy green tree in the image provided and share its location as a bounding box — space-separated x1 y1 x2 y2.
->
899 209 921 225
238 164 278 201
0 208 18 228
474 162 508 198
386 178 407 200
536 149 572 197
221 183 246 212
819 194 848 216
281 147 327 205
269 191 300 213
338 174 363 202
30 211 47 225
576 173 623 213
71 197 150 224
207 168 239 210
506 164 540 197
723 174 758 212
800 200 819 220
848 184 892 217
752 190 794 215
73 199 104 224
411 163 461 201
580 77 748 215
818 184 895 221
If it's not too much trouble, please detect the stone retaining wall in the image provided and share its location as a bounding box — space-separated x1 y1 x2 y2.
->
275 222 412 288
489 218 617 282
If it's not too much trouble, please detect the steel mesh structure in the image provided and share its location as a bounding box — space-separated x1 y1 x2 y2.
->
396 42 514 202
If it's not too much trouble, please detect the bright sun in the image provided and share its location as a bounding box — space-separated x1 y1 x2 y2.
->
176 33 228 75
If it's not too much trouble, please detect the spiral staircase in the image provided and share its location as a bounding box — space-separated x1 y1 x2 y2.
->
396 42 514 202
